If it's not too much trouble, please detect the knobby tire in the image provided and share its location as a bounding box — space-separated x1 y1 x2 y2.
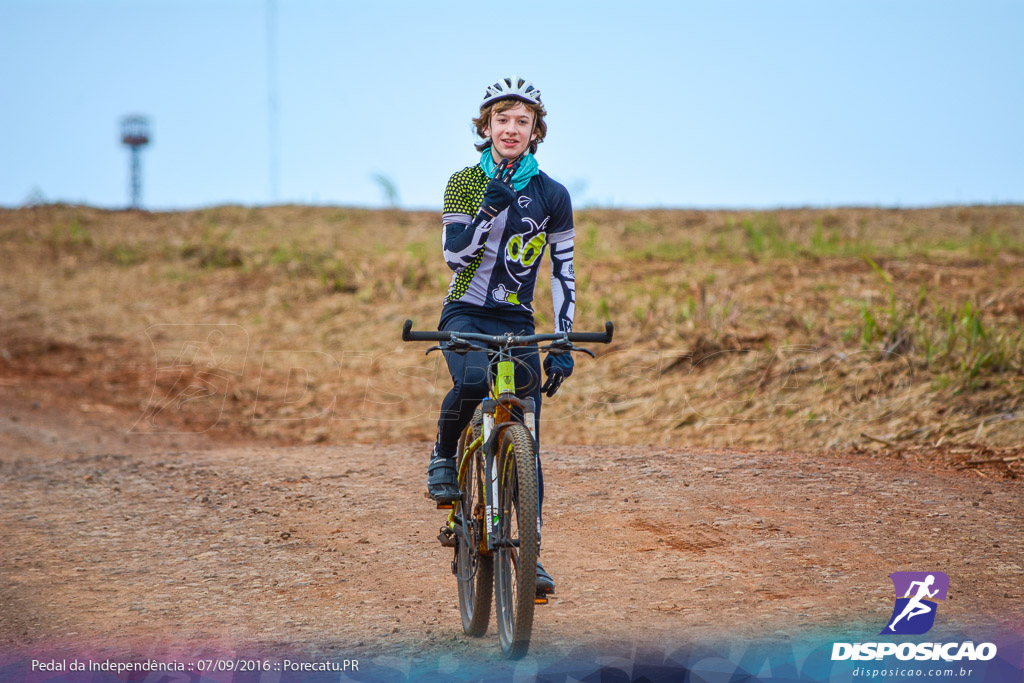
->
494 423 538 659
456 407 492 637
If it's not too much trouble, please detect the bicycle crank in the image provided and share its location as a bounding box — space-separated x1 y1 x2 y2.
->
437 526 456 548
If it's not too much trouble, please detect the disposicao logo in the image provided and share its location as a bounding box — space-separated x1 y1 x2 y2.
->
881 571 949 635
831 571 997 663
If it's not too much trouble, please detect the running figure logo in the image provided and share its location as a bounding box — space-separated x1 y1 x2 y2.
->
881 571 949 635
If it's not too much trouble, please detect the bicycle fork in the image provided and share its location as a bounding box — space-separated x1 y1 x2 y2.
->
481 397 542 551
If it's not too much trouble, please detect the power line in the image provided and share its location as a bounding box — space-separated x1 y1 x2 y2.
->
267 0 280 203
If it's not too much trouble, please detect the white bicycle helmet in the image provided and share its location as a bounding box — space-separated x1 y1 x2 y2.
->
481 75 545 113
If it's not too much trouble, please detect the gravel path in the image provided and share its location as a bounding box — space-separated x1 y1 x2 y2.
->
1 382 1021 662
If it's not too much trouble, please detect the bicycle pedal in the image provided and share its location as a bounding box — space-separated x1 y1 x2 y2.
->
534 596 549 605
425 490 459 509
437 526 456 548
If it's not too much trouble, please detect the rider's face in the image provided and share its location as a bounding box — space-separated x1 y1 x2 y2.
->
484 103 537 161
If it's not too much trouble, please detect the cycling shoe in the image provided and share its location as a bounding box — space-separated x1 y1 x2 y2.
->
427 450 459 503
536 561 555 594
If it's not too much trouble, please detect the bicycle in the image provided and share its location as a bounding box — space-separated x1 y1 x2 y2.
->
401 319 614 658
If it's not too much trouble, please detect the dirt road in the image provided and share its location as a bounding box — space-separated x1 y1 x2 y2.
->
1 378 1022 664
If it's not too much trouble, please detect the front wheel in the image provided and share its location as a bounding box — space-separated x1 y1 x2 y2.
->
494 424 539 659
456 407 492 636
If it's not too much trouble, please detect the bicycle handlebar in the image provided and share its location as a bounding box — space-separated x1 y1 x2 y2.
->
402 319 614 346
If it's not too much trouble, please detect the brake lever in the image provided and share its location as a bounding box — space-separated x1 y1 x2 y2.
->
539 343 596 358
427 340 490 356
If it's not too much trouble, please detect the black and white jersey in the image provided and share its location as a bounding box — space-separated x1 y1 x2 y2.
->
441 165 575 317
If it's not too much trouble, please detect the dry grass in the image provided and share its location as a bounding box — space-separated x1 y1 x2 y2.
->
1 204 1022 474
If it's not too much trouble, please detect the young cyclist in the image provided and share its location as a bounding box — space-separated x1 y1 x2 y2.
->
426 76 576 594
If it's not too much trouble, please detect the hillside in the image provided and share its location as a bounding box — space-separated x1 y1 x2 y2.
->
1 204 1022 475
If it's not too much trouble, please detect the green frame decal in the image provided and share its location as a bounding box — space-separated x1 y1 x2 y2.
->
495 360 516 396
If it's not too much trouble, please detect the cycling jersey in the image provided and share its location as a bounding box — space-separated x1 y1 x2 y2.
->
441 165 575 320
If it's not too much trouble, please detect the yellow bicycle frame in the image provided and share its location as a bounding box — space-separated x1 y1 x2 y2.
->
445 358 519 555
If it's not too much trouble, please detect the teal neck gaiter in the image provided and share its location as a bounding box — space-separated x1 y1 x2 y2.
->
480 148 539 192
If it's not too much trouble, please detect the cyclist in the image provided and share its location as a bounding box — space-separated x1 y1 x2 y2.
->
426 75 576 594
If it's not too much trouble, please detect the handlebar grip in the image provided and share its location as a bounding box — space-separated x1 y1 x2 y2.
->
567 321 614 344
402 319 452 342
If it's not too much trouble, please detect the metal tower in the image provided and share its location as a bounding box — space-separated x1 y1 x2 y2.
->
120 115 151 209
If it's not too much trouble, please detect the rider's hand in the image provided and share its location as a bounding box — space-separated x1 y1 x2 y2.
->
542 351 574 397
480 158 519 219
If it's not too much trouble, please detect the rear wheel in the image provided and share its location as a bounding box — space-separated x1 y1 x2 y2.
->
456 407 492 636
494 423 538 659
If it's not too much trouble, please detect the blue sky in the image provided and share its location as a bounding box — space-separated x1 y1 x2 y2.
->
2 1 1022 210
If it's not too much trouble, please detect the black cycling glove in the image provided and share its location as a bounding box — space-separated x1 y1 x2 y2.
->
542 351 575 397
479 158 519 220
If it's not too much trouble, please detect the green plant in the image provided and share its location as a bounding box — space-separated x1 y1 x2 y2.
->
861 304 880 346
580 223 600 259
623 220 656 235
47 216 93 251
108 244 145 267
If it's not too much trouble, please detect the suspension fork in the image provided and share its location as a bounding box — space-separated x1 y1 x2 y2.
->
482 350 542 549
481 398 499 551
